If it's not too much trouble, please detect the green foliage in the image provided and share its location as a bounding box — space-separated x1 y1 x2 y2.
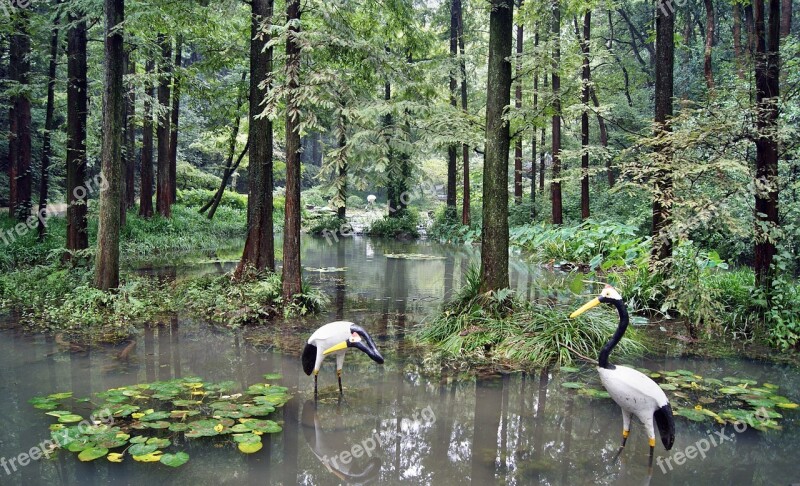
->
308 214 348 236
178 271 328 326
510 220 649 270
346 194 365 208
368 211 420 238
427 206 480 244
417 266 644 368
176 188 248 210
176 162 223 191
32 376 289 466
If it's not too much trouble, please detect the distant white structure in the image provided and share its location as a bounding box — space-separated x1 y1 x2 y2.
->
367 194 377 205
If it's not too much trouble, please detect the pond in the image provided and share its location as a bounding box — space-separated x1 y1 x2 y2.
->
0 236 797 485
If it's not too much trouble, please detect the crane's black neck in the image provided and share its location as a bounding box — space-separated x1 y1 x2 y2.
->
598 298 629 369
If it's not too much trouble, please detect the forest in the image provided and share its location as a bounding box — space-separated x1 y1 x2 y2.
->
0 0 799 482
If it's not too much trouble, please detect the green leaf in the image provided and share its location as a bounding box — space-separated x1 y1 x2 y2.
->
78 447 108 462
237 441 263 454
561 382 584 389
160 452 190 467
128 443 158 456
58 414 83 423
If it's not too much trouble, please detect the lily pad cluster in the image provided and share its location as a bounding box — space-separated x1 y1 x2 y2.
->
30 375 290 467
384 253 446 260
561 367 798 431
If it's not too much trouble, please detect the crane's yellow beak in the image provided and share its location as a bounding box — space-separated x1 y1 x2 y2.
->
323 341 348 355
570 297 600 318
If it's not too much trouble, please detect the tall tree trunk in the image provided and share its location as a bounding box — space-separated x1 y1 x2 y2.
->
479 0 513 293
745 4 755 56
551 0 563 225
38 13 61 241
703 0 715 90
781 0 792 36
539 69 547 193
169 36 182 203
531 27 539 220
66 9 89 253
124 54 136 212
753 0 780 290
579 11 591 220
335 106 348 220
156 34 172 217
208 141 248 220
733 3 744 78
282 0 302 299
9 12 32 221
652 0 676 264
447 0 458 217
139 59 155 218
94 0 125 290
513 2 524 205
236 0 275 276
456 0 470 226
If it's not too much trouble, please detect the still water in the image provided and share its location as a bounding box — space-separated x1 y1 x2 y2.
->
0 236 797 485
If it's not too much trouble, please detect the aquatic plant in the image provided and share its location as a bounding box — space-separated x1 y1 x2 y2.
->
30 376 289 466
561 367 799 431
416 267 644 367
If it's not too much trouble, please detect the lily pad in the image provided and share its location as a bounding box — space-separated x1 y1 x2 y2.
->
58 414 83 424
561 382 584 389
129 443 158 456
160 452 189 467
237 441 263 454
78 447 108 462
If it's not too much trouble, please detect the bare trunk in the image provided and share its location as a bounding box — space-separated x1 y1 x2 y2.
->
513 5 524 205
236 0 275 276
479 0 513 293
139 59 155 218
124 55 136 212
66 11 89 252
551 0 563 225
169 37 182 203
531 27 538 220
580 11 591 220
781 0 792 36
733 3 744 78
38 14 61 240
282 0 303 299
456 0 470 226
156 34 172 217
9 13 32 221
447 0 458 216
94 0 125 291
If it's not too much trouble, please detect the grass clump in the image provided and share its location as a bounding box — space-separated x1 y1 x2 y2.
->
417 267 644 368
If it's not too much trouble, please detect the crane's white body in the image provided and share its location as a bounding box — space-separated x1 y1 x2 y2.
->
598 365 669 442
307 321 353 373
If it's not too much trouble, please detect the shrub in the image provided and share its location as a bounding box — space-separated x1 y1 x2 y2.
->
308 214 348 236
177 188 247 210
176 162 222 191
346 194 365 209
368 211 419 238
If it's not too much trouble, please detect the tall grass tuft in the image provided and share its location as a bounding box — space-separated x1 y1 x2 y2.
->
417 266 644 367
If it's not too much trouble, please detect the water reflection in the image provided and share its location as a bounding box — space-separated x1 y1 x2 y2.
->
0 237 798 485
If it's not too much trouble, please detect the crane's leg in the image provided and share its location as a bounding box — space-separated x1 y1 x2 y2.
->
644 415 656 469
613 410 632 461
336 352 345 396
314 370 319 401
648 437 655 468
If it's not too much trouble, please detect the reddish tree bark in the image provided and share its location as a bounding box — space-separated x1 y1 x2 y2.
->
282 0 303 299
124 54 136 213
8 12 32 221
236 0 275 276
781 0 792 37
447 0 458 215
456 0 470 226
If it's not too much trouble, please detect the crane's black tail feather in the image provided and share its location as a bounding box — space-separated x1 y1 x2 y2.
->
654 403 676 450
302 344 316 376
